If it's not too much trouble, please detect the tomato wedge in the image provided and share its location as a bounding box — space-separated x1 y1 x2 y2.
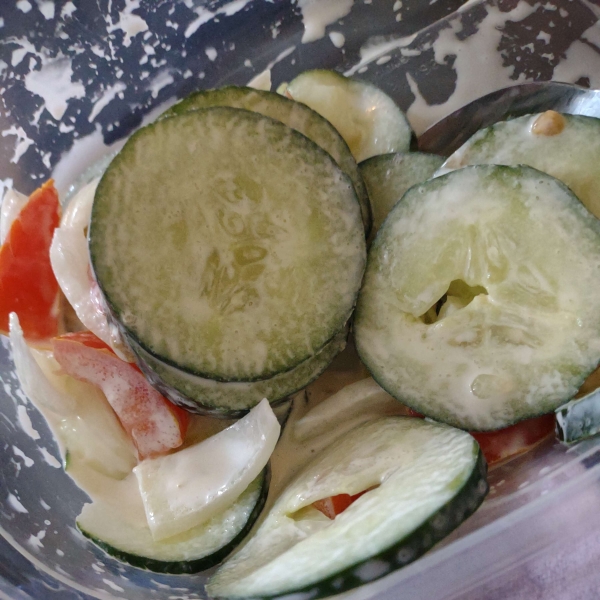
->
53 331 189 459
406 410 554 466
313 488 375 520
471 414 555 466
0 180 61 342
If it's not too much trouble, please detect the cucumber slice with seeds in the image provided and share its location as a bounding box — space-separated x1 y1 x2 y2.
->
163 86 372 233
207 417 487 599
286 70 412 163
90 107 366 382
130 328 348 416
359 152 443 235
355 165 600 431
440 111 600 218
77 469 268 574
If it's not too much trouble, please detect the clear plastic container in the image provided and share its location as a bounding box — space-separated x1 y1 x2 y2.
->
2 0 600 598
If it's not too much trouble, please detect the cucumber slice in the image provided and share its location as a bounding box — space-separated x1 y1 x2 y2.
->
359 152 443 235
163 87 372 233
556 386 600 443
207 417 487 599
355 165 600 431
286 70 412 163
90 107 366 382
440 112 600 218
77 469 268 574
130 328 348 415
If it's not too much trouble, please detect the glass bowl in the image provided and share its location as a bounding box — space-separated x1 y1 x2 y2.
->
3 1 600 598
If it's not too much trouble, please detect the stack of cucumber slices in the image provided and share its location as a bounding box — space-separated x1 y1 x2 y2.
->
69 67 600 599
90 93 367 416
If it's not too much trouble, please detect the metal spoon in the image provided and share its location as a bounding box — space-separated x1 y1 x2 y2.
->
417 81 600 156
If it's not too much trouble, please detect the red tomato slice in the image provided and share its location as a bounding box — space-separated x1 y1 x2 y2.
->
0 180 61 342
53 331 189 459
470 414 555 466
404 407 554 466
313 488 374 520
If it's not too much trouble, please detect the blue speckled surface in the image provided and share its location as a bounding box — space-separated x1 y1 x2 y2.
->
0 0 466 195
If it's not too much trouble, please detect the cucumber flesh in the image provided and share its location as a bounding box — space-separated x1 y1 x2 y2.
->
355 165 600 431
439 112 600 218
207 417 486 599
90 107 366 382
129 329 347 416
163 86 372 233
77 469 268 574
286 70 412 163
359 152 443 235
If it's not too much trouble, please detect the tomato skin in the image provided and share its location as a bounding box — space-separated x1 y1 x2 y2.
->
0 180 61 342
53 331 190 458
470 414 555 466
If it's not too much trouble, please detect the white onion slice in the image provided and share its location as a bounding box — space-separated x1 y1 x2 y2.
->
134 398 280 541
9 312 75 414
50 180 130 360
1 188 28 244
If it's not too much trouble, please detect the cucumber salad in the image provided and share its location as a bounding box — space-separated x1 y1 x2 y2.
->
3 70 600 599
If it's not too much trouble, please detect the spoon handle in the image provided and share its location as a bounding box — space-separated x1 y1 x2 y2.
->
418 82 600 156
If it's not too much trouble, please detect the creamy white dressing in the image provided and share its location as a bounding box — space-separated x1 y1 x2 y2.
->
7 0 600 578
296 0 354 44
16 404 40 440
405 0 539 135
24 58 85 122
246 46 296 90
247 68 271 91
8 493 28 514
328 31 345 49
1 125 35 164
106 0 148 48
